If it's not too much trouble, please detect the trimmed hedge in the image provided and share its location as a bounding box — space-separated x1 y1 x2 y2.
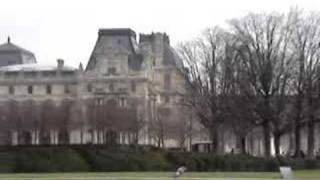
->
0 146 319 172
165 152 279 172
13 147 89 172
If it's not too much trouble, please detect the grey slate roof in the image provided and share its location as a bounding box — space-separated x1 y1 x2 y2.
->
86 28 183 72
163 44 183 68
0 42 34 55
86 28 139 71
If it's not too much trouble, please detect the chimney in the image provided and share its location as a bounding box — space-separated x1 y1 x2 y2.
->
57 59 64 69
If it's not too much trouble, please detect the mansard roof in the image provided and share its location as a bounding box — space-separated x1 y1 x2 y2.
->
85 28 183 72
86 28 139 71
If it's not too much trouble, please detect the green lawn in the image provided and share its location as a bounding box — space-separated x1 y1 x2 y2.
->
0 170 318 179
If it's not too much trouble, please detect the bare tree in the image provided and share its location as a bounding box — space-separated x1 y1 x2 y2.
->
39 100 57 144
177 27 237 153
18 100 37 145
0 102 14 145
70 98 86 144
56 99 73 144
290 10 320 158
151 106 168 148
230 12 295 156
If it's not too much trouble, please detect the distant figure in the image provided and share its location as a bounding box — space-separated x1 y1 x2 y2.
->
279 166 293 180
174 165 187 179
230 148 234 154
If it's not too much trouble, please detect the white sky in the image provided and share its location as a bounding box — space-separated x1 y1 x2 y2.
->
0 0 319 67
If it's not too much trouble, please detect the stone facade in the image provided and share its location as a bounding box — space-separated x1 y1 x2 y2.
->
0 28 190 148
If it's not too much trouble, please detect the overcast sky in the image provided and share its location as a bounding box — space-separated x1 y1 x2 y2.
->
0 0 319 67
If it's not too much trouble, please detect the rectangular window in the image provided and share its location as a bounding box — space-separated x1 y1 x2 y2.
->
87 84 92 92
64 85 70 94
119 97 126 107
9 86 14 95
108 67 116 75
42 71 56 77
164 96 170 103
46 85 52 94
164 73 171 90
28 85 33 94
131 81 136 92
109 83 114 92
25 72 37 78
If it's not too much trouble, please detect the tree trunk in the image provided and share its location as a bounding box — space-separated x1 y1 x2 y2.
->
294 121 301 157
161 135 165 148
97 130 100 144
307 86 315 158
240 136 246 154
157 138 161 148
307 120 315 158
294 94 303 157
236 134 246 154
80 128 83 144
210 127 219 154
274 132 281 157
262 121 271 157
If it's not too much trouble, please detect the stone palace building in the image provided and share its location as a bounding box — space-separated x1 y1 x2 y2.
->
0 28 317 156
0 29 190 148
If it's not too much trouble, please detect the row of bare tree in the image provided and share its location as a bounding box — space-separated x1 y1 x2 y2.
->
0 98 141 145
178 9 320 158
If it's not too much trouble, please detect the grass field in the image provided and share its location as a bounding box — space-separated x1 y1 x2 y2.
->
0 170 319 180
